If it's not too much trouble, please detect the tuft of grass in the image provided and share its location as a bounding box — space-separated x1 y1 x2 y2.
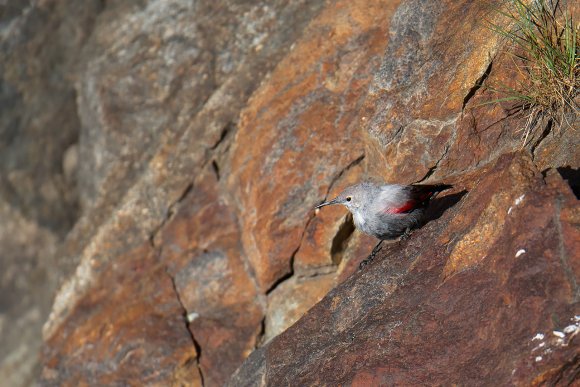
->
485 0 579 146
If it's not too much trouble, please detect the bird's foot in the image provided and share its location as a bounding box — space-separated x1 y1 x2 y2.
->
359 240 384 270
400 228 413 241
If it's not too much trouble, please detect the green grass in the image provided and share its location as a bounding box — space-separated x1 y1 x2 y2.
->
485 0 579 146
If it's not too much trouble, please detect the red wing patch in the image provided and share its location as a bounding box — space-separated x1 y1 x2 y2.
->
385 200 418 214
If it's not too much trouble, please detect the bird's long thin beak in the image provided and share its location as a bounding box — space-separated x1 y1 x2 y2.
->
315 197 339 209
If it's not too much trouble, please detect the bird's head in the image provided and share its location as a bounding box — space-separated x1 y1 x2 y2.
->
315 184 368 212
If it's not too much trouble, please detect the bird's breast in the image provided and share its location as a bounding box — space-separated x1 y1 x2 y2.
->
353 211 366 228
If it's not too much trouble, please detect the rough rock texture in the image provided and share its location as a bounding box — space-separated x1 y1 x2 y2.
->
0 200 58 387
0 0 100 233
157 170 264 386
0 1 101 385
38 0 331 385
230 153 580 385
0 0 577 385
42 244 202 386
225 0 401 291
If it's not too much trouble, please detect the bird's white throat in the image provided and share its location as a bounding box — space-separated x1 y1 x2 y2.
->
353 211 366 227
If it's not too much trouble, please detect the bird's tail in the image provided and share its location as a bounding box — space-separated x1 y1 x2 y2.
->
409 184 452 202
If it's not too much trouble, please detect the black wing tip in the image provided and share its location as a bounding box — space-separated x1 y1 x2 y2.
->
411 183 453 192
410 183 453 202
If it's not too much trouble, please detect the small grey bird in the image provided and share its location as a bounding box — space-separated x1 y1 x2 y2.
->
315 182 451 266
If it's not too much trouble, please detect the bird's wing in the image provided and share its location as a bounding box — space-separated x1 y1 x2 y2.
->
385 199 419 214
409 184 452 202
375 185 418 214
377 184 451 214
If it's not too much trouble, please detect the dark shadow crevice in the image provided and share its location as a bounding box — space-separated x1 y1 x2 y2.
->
148 183 194 248
462 59 493 112
265 246 297 296
166 269 205 386
210 122 234 150
415 144 450 184
423 190 468 224
267 154 365 295
529 118 553 158
330 214 355 266
557 166 580 199
254 317 266 349
211 160 220 180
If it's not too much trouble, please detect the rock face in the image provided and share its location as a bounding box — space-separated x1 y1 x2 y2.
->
0 1 101 385
229 153 580 385
42 244 202 386
0 0 577 385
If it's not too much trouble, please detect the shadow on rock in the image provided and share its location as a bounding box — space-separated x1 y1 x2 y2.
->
424 190 468 224
556 166 580 199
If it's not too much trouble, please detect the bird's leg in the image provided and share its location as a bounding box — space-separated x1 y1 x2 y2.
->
359 240 384 270
400 227 413 241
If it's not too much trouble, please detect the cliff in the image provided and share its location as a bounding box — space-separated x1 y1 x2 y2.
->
0 0 577 385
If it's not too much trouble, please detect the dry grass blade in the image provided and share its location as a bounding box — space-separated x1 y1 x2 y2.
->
484 0 579 146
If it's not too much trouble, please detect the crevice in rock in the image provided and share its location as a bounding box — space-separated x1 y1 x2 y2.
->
265 245 298 296
556 166 580 199
296 266 337 279
415 143 450 183
266 154 365 295
148 182 194 248
149 121 237 250
555 196 580 302
529 118 553 161
210 122 234 150
548 354 580 385
254 317 266 349
166 269 205 386
462 59 493 112
330 213 355 266
384 125 405 149
211 160 220 180
265 210 317 295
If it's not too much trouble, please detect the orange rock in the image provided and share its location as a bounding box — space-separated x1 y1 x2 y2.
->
264 274 336 342
158 170 263 386
227 0 401 292
41 244 202 386
231 153 580 385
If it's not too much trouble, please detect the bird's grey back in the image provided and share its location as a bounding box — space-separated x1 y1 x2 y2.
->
360 183 423 240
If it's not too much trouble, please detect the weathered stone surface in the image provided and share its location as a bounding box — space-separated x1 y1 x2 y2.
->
0 0 100 233
227 347 267 387
227 0 402 292
0 200 58 387
0 0 574 385
158 170 264 386
75 0 214 211
36 1 329 385
231 153 580 385
0 1 101 385
43 0 325 341
442 153 539 276
55 0 326 280
41 244 202 386
264 274 336 343
359 1 527 184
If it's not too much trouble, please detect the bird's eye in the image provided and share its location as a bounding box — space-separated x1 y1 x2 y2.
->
346 196 352 202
